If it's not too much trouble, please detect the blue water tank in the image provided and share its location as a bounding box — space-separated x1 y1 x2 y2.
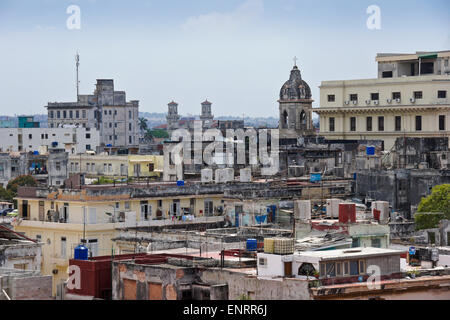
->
310 173 322 183
246 239 257 252
177 180 185 186
366 146 375 156
74 244 89 260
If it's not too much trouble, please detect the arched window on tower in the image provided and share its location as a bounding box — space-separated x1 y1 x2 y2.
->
300 110 307 129
283 110 289 129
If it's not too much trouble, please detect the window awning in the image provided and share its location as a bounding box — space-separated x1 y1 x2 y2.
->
418 53 437 59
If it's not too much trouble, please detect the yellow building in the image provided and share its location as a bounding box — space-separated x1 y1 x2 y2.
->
68 153 163 179
13 183 224 295
315 51 450 151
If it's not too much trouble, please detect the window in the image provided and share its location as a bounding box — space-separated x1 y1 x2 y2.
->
392 92 401 100
382 71 393 78
114 110 117 115
343 261 349 275
350 117 356 132
439 115 446 131
109 136 112 141
352 238 360 248
327 95 335 102
36 234 42 242
129 123 132 131
350 260 359 275
129 136 132 144
358 260 366 275
259 258 267 267
86 133 91 139
115 202 120 209
395 116 402 131
415 115 422 131
114 123 117 128
329 117 335 132
61 237 67 258
438 90 447 99
371 93 379 101
114 135 117 140
336 262 342 276
109 110 112 115
366 117 372 132
129 111 132 118
125 202 130 210
56 162 61 171
28 134 32 139
104 110 107 115
414 91 423 99
325 262 336 277
104 163 107 172
49 111 54 119
86 163 90 172
69 110 73 118
63 110 67 118
371 238 381 248
108 163 112 172
378 116 384 131
428 232 436 245
76 110 79 118
204 199 214 216
87 239 98 257
140 201 150 221
82 110 86 118
109 123 112 128
86 144 91 151
57 111 61 118
350 94 358 101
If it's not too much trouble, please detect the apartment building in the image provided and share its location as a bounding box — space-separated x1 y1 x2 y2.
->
0 127 100 154
67 154 163 179
46 79 139 152
12 183 225 295
315 51 450 151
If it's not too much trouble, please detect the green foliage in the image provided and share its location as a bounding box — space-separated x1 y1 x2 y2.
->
0 186 14 202
415 213 448 230
237 294 251 300
6 175 38 195
417 184 450 214
138 117 148 131
147 129 169 139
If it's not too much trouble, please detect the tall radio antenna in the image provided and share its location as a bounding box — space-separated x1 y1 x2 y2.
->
75 52 80 100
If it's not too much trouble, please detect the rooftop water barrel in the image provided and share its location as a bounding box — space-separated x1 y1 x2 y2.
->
366 146 375 156
246 239 257 252
74 244 89 260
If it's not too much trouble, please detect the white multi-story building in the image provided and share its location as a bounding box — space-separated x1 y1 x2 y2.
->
315 51 450 151
0 127 100 154
46 79 139 152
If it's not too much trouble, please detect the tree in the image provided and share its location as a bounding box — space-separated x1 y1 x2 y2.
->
138 117 148 132
6 175 38 195
417 184 450 214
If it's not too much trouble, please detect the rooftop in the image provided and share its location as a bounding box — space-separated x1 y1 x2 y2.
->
294 247 405 261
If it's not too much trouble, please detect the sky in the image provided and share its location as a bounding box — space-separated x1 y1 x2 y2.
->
0 0 449 117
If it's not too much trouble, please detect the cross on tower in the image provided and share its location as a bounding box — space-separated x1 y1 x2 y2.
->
293 56 298 67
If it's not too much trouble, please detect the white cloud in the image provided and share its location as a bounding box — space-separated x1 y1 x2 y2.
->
181 0 264 32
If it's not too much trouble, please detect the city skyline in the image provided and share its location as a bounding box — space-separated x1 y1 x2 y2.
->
0 0 449 117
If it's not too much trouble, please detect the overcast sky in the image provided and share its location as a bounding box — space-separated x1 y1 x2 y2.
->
0 0 449 117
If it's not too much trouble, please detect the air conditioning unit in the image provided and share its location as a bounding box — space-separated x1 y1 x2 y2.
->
410 98 415 103
365 100 371 105
374 100 379 105
387 99 392 103
396 98 401 103
352 100 357 105
344 101 350 105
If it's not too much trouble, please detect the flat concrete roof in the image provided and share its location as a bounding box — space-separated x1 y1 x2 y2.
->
294 247 404 261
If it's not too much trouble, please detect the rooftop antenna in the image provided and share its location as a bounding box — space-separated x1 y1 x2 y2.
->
75 52 80 101
293 56 298 67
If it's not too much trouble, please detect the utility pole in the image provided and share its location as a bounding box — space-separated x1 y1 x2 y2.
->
75 53 80 101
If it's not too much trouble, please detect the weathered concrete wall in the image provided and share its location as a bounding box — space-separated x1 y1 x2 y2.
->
0 243 42 271
8 275 53 300
198 269 311 300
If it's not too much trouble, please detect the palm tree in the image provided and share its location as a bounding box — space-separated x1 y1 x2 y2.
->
138 117 148 132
